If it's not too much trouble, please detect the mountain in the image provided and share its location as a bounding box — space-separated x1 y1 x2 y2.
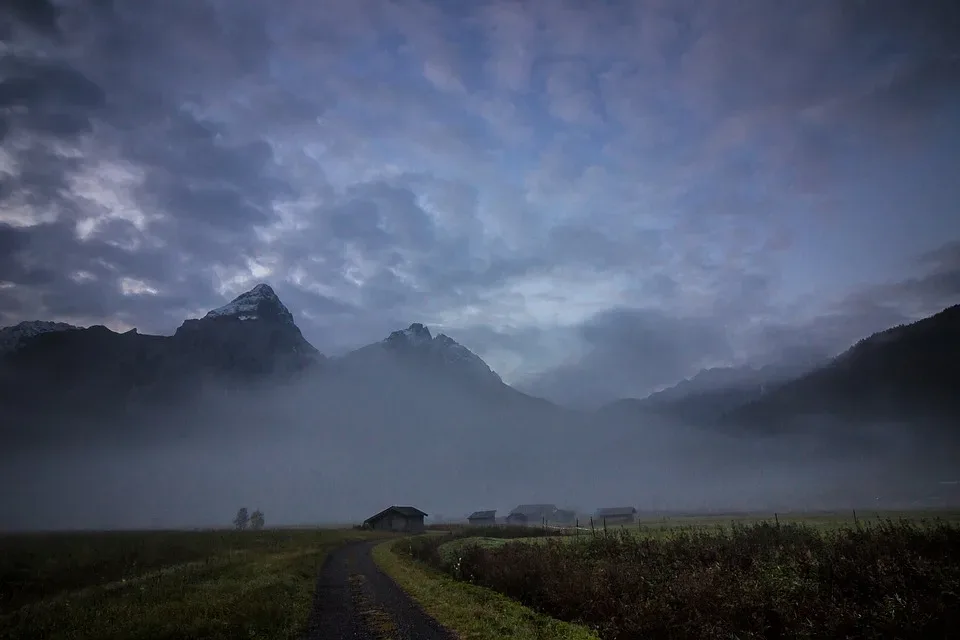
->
0 284 324 446
338 322 502 387
0 320 79 355
597 305 960 435
0 284 565 450
171 283 321 376
599 360 823 426
723 304 960 430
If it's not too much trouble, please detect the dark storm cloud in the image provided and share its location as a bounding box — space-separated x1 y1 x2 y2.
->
0 0 958 386
0 57 104 138
3 0 960 531
0 0 306 329
324 182 437 255
131 114 288 237
0 221 218 328
0 0 61 38
751 240 960 365
0 52 106 213
522 308 734 408
0 223 57 286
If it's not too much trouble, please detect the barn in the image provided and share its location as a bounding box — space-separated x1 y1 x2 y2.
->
595 506 637 525
506 504 557 525
363 506 428 532
467 510 497 526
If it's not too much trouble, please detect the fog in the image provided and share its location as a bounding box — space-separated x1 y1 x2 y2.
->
3 0 959 532
4 361 958 532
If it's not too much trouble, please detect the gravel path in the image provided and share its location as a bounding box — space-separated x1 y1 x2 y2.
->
304 539 456 640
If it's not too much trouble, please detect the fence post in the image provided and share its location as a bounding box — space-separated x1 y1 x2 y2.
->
590 516 595 535
603 518 607 533
576 518 579 536
774 512 779 527
853 509 859 527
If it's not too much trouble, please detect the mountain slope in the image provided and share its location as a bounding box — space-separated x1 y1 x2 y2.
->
599 360 823 426
0 284 324 446
337 322 502 386
0 287 568 450
172 283 320 376
724 304 960 429
0 320 79 355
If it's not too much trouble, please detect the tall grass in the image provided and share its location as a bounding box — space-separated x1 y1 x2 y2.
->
0 529 303 613
399 520 960 639
0 528 381 640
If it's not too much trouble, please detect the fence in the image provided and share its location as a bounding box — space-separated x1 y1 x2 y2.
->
450 509 891 536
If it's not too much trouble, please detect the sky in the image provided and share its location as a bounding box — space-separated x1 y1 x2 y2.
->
2 0 960 406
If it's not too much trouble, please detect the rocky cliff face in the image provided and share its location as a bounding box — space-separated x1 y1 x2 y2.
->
0 284 326 445
372 322 503 386
0 320 79 355
172 284 321 376
0 284 541 448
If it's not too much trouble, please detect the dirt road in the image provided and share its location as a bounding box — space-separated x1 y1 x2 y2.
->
304 539 455 640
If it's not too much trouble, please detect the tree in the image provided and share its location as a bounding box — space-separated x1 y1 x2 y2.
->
233 507 249 530
250 509 265 531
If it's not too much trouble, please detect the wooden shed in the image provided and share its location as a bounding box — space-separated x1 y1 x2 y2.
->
466 510 497 526
363 506 427 532
506 504 557 525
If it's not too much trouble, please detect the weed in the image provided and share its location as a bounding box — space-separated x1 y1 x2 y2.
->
399 519 960 639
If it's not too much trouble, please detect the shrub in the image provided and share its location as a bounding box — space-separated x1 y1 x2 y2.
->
398 519 960 639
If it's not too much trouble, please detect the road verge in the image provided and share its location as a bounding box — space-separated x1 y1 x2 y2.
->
372 538 599 640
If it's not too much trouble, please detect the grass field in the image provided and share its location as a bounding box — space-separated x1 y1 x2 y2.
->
6 511 957 640
628 508 960 529
374 538 600 640
0 528 383 640
398 511 960 639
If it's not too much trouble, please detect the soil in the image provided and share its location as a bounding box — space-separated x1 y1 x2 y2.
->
304 539 456 639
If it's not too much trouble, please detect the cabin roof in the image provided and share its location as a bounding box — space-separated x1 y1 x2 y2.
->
364 505 428 523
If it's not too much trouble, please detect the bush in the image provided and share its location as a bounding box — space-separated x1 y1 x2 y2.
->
398 519 960 639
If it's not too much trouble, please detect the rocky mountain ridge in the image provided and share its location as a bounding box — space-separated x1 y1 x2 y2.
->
3 284 958 449
723 304 960 429
0 320 79 355
0 283 526 447
341 321 503 387
601 303 960 433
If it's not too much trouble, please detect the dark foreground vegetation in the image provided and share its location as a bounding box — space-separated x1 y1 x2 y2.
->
0 528 380 640
398 520 960 639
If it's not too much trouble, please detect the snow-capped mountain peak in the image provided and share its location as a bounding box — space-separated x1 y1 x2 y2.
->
175 282 320 364
203 283 295 325
0 320 79 355
378 323 502 384
384 322 434 347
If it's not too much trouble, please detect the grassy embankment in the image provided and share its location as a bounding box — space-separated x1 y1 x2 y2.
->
391 512 960 639
0 527 382 640
374 528 599 640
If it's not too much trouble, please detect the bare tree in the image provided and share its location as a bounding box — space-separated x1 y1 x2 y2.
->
233 507 249 530
250 509 265 531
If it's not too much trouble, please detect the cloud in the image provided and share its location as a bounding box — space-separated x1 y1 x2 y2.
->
0 0 958 397
526 237 960 407
520 308 735 408
745 239 960 366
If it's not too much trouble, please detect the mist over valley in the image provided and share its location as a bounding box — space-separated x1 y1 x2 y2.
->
3 285 958 531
